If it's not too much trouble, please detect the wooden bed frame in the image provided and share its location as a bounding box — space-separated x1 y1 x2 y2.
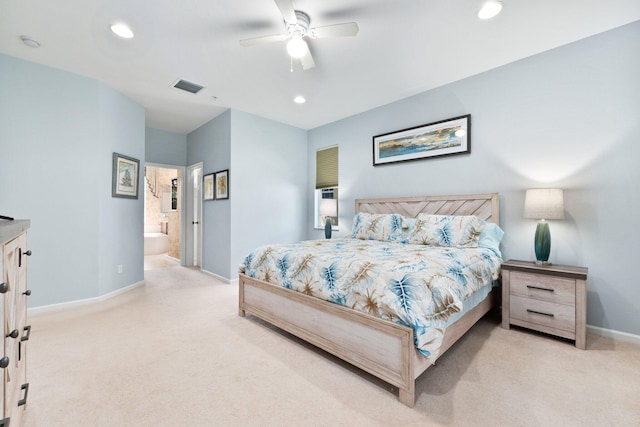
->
238 193 500 407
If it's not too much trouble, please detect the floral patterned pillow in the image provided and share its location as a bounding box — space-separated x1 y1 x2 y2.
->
351 213 405 241
405 214 485 247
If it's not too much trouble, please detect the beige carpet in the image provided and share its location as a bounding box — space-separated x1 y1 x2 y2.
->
23 265 640 426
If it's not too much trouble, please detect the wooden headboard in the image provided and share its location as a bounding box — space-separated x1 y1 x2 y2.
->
354 193 500 224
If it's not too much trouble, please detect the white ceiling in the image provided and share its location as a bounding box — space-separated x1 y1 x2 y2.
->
1 1 639 134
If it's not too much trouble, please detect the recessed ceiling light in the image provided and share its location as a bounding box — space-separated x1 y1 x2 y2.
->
110 23 134 39
294 95 306 104
478 1 503 20
20 35 40 48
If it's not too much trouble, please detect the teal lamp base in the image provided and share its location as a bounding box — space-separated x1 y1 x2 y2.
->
534 221 551 265
324 218 332 239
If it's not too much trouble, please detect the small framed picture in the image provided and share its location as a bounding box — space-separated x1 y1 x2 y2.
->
203 173 214 201
112 152 139 199
215 169 229 200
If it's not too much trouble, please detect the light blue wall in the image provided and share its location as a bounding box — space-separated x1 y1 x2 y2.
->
187 111 232 276
145 127 187 166
0 54 145 307
98 84 146 295
186 109 308 279
307 22 640 336
230 110 307 277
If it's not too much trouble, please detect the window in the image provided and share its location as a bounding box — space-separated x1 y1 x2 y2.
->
315 146 338 229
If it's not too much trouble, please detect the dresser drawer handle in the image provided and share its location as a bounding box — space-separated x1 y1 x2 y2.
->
19 248 32 268
21 325 31 342
526 285 554 292
18 383 29 406
527 309 554 317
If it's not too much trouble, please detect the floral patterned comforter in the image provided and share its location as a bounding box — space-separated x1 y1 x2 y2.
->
239 239 501 358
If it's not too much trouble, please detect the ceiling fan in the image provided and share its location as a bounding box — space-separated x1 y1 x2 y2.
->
239 0 359 70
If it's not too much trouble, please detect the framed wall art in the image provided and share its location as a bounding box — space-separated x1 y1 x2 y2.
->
215 169 229 200
203 173 214 201
372 114 471 166
112 152 140 199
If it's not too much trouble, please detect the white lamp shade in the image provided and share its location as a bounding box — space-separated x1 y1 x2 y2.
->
319 199 337 217
524 188 564 220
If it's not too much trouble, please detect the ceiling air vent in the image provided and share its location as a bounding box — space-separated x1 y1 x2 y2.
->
172 79 204 94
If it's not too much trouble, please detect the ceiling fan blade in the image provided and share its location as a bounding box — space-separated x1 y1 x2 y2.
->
310 22 359 39
274 0 297 25
300 46 315 70
239 33 288 47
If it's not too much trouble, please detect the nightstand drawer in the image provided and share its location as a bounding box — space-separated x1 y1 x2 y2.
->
510 295 575 333
510 271 575 305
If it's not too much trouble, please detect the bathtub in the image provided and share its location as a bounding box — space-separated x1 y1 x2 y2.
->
144 232 169 255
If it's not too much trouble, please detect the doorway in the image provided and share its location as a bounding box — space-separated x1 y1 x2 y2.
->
143 164 182 270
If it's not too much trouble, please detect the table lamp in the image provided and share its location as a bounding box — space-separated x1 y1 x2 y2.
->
524 188 564 265
319 199 337 239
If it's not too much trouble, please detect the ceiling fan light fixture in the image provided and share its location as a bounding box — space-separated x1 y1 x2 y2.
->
286 35 307 58
478 1 503 20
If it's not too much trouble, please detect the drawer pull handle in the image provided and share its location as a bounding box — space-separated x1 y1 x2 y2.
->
19 248 32 268
527 285 554 292
527 309 554 317
21 325 31 342
6 329 19 339
0 357 8 369
18 383 29 406
0 283 7 294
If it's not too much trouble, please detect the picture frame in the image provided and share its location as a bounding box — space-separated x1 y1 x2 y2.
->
372 114 471 166
203 173 214 201
112 152 140 199
214 169 229 200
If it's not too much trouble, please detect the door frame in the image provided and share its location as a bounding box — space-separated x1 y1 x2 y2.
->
186 162 203 267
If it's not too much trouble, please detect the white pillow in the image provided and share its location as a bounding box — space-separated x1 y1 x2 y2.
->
351 212 405 241
405 214 485 247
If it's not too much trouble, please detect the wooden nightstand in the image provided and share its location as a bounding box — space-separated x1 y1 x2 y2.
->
501 260 588 349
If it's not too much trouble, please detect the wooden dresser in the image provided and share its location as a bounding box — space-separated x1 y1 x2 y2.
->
501 259 588 349
0 220 31 426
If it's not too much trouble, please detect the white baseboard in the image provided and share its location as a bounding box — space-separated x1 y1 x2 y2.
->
200 268 233 284
198 269 238 285
587 325 640 345
28 280 145 315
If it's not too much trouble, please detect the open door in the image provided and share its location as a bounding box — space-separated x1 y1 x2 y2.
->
185 163 203 267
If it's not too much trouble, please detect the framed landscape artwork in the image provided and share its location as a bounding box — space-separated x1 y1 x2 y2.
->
215 169 229 200
203 173 214 201
112 152 139 199
372 114 471 166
